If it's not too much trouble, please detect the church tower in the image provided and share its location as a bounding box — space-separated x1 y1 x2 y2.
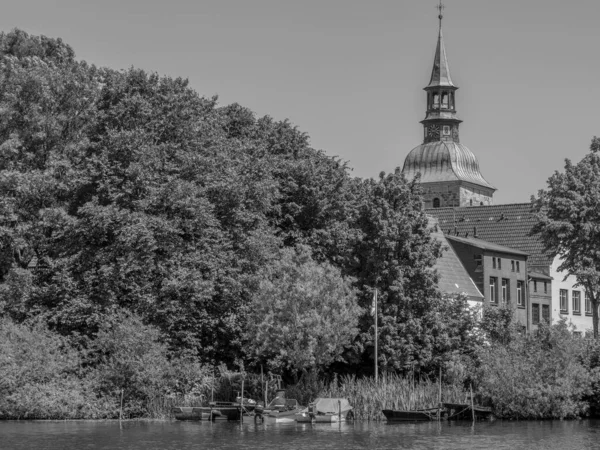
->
402 4 495 208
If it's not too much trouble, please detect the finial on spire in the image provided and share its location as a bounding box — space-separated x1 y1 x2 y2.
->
436 0 445 21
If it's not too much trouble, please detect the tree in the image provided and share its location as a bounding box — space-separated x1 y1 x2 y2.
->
348 169 454 373
243 246 361 373
531 137 600 337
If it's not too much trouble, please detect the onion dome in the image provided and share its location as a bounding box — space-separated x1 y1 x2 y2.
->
403 141 495 190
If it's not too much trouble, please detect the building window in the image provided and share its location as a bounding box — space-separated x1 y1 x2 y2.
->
560 289 569 313
511 260 515 272
502 279 510 304
493 257 496 269
532 303 540 325
533 280 537 293
544 281 548 294
474 254 482 271
517 281 525 307
443 125 451 135
490 277 498 304
542 304 550 323
441 92 449 108
573 291 581 315
433 198 440 208
498 258 502 269
586 292 592 316
516 261 520 272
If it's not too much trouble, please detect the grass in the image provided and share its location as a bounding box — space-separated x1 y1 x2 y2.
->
318 373 469 421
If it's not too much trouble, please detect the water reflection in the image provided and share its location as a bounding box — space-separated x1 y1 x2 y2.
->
1 419 600 450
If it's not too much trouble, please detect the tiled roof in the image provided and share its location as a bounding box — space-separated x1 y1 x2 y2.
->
429 218 484 301
427 203 553 268
446 234 529 256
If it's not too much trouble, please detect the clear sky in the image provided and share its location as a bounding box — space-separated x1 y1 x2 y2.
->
2 0 599 204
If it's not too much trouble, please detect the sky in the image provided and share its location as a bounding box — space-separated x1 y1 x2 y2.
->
2 0 599 205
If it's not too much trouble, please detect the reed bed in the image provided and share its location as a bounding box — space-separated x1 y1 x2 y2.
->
319 373 469 421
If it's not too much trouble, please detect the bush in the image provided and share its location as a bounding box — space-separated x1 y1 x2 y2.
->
475 321 594 419
0 318 107 419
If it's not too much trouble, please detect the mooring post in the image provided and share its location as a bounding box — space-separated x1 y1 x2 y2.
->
241 376 245 424
120 389 124 421
470 384 475 423
438 367 442 421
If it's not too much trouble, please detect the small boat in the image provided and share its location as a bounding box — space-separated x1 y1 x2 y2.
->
255 389 304 424
172 406 202 421
382 408 438 422
173 399 258 421
296 398 354 423
443 402 493 421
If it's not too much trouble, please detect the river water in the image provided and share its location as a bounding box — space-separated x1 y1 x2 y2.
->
2 419 600 450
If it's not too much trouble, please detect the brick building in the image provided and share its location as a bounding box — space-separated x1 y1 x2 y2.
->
444 234 529 330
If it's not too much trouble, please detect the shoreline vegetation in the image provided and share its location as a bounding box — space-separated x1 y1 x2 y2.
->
2 314 600 422
0 30 600 424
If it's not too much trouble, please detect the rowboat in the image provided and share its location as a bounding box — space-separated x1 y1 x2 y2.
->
255 389 304 424
382 408 438 422
443 403 493 421
173 399 257 421
296 398 354 423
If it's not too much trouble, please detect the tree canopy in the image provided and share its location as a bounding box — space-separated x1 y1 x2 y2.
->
532 137 600 336
0 28 458 377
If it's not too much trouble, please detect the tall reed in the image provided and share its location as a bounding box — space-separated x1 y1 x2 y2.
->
319 373 468 421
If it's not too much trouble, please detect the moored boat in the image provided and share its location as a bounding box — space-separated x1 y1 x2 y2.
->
382 408 437 422
443 402 493 421
255 389 304 424
173 399 258 421
296 398 354 423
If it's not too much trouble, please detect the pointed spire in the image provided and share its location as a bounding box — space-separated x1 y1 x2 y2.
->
427 1 455 88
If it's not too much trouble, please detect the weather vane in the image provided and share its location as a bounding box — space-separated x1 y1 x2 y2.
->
436 0 445 20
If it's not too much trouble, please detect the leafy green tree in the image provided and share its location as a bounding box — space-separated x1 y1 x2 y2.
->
244 246 361 373
348 169 447 372
532 137 600 337
476 320 595 419
0 317 108 419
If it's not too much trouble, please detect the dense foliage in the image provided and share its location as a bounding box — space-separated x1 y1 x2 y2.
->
0 28 457 384
475 319 600 419
531 137 600 336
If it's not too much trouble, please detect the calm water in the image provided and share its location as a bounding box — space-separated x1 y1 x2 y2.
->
2 420 600 450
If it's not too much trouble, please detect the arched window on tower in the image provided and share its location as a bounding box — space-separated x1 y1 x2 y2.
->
441 92 449 108
433 93 440 109
433 198 441 208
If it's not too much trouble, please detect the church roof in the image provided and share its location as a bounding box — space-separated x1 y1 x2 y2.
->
426 18 455 89
427 203 554 268
403 141 495 190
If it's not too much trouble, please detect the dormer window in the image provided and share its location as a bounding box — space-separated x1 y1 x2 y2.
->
433 198 441 208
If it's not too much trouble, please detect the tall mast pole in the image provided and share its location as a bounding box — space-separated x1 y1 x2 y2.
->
374 288 378 382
